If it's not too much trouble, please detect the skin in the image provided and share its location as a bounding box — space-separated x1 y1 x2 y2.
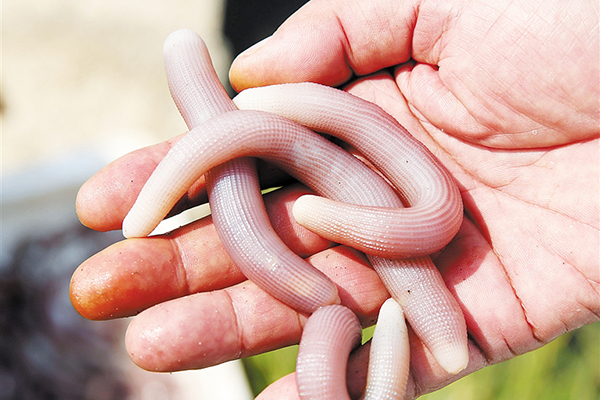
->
72 0 599 398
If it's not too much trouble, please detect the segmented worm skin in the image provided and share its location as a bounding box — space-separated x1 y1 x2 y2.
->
362 298 410 400
297 299 410 400
296 305 363 399
233 87 468 374
160 29 339 315
233 83 463 260
123 29 469 398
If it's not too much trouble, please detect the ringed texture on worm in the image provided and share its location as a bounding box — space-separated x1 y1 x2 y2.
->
162 29 340 314
124 29 469 398
234 83 464 259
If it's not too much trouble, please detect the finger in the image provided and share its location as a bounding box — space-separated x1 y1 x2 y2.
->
69 215 234 320
76 138 181 232
71 183 334 320
255 373 300 400
229 0 418 91
125 245 389 372
120 236 487 392
76 136 291 232
394 61 490 142
121 221 499 390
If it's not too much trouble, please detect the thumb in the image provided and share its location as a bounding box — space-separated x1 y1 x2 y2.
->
229 0 418 91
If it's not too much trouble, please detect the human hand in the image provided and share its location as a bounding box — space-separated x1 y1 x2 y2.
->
72 0 599 398
228 0 599 397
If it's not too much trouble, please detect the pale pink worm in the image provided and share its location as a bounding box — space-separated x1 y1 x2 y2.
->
297 299 410 400
362 298 410 399
233 84 468 374
296 305 363 399
233 83 463 260
123 28 468 394
160 29 338 314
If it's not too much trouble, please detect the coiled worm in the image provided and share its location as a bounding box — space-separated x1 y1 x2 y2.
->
159 28 339 314
123 29 469 398
233 82 463 259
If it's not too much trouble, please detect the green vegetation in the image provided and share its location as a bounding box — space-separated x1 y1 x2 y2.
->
242 322 599 399
243 344 298 395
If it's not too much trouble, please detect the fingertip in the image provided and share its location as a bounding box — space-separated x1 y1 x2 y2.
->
228 7 352 91
69 263 98 320
75 180 94 229
255 373 300 400
69 252 126 321
229 0 416 92
125 314 161 371
236 35 273 60
75 148 156 233
69 238 185 320
75 177 123 232
229 36 271 92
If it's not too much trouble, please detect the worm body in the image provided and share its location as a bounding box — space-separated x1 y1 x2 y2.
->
123 105 468 372
296 305 362 399
297 299 410 400
363 298 410 399
234 84 463 259
158 29 340 313
233 83 469 374
124 29 469 398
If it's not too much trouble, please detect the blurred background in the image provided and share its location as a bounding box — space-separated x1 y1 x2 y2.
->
1 1 598 399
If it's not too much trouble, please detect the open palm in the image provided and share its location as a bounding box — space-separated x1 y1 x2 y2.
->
72 0 598 398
